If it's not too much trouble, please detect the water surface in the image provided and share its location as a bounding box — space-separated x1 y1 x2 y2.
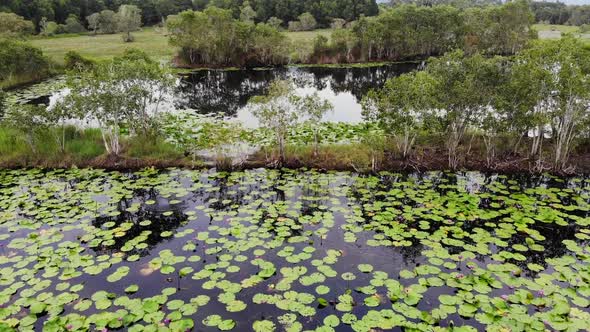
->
1 169 589 331
10 64 418 126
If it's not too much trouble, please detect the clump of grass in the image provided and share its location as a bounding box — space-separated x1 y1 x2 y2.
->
281 144 376 171
126 135 183 160
65 128 105 160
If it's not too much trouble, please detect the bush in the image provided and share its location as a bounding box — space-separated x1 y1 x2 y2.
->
288 21 303 32
64 15 86 34
167 8 289 66
64 51 95 70
40 20 60 36
0 39 51 86
298 12 317 31
0 12 34 37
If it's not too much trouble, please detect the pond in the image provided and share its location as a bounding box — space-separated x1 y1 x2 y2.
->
9 63 418 127
1 168 589 331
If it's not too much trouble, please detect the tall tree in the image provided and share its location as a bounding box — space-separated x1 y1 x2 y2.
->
117 5 142 42
363 71 438 158
510 37 590 171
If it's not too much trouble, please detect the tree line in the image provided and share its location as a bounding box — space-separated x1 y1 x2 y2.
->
0 0 378 32
167 6 289 66
312 0 535 63
530 1 590 26
363 36 590 172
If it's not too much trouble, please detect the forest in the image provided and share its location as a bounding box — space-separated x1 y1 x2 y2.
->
0 0 379 29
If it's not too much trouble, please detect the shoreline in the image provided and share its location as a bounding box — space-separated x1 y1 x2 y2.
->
0 151 588 177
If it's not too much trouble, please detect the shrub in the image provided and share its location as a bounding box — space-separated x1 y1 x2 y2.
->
0 39 51 86
64 51 95 70
0 12 34 37
64 15 86 34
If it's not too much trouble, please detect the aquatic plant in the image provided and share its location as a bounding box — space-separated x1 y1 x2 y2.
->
0 169 588 331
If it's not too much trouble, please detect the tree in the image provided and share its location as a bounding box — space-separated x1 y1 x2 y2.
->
240 1 256 23
87 13 101 35
331 18 346 29
153 0 178 23
0 12 34 37
117 5 142 42
61 53 174 156
3 104 49 154
249 79 300 165
299 92 333 157
64 14 86 33
167 8 288 66
98 10 118 34
288 20 303 31
298 12 317 31
40 17 59 36
267 17 283 29
425 51 498 170
0 39 51 85
362 71 438 158
509 37 590 171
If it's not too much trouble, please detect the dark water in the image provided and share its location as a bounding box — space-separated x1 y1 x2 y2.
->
1 169 589 331
12 64 418 126
175 64 418 125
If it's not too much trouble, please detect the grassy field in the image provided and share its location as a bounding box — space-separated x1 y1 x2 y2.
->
30 27 334 65
533 23 590 42
30 28 174 64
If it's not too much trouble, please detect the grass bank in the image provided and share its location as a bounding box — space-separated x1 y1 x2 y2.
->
2 125 590 175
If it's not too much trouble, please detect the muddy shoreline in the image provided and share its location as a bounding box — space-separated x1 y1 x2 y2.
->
1 150 589 176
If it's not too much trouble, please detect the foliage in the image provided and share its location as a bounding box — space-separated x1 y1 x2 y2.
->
239 1 256 23
313 1 535 63
117 5 142 42
167 7 289 66
1 167 590 331
266 16 283 29
531 1 570 25
0 12 34 37
298 92 333 156
64 14 86 34
60 51 174 155
363 71 438 158
98 9 119 34
0 39 51 88
64 51 96 71
87 12 101 34
0 0 378 30
425 51 501 170
249 79 300 164
39 18 60 36
507 36 590 171
2 104 49 153
298 12 317 31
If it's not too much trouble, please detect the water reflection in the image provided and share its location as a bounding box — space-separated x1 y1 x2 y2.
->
175 64 418 126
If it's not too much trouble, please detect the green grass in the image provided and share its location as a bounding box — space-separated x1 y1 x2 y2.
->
534 24 580 34
534 24 585 40
286 29 333 44
29 27 175 65
29 27 334 65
